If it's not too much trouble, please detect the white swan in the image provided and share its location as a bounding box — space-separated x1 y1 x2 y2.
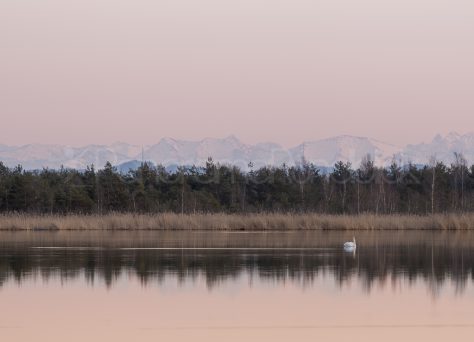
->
343 237 356 250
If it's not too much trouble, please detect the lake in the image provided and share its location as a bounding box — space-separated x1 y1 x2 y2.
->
1 230 474 341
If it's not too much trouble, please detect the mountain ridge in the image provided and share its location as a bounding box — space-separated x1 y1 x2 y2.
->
1 132 473 170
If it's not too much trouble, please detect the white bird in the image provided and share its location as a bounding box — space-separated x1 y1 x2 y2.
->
343 237 356 250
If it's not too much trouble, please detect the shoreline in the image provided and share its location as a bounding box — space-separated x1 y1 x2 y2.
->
2 213 474 231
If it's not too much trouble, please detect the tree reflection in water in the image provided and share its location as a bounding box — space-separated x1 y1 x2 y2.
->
1 234 474 296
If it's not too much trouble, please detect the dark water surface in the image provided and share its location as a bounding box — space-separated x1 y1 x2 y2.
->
1 231 474 341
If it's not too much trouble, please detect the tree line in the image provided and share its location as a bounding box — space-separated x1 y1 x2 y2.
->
1 154 474 215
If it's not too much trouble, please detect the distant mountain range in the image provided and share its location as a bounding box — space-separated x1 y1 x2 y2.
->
1 132 474 171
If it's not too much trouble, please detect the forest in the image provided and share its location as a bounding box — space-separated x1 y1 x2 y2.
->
1 154 474 215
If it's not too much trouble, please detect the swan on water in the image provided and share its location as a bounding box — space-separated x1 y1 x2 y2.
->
343 237 356 250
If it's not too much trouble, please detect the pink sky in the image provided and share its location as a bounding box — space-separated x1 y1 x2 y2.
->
1 0 473 147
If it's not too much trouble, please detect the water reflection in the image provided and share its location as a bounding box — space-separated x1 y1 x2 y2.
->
1 231 473 295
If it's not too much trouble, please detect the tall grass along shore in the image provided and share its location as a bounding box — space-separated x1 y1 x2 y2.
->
1 213 474 231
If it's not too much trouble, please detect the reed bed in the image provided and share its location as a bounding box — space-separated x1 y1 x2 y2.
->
1 213 474 230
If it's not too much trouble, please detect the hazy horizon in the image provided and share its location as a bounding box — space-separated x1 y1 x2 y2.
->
1 131 473 150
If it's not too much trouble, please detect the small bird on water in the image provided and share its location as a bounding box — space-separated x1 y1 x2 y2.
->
343 237 356 250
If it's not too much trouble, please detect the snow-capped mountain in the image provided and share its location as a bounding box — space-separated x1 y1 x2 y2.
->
1 133 473 170
0 144 135 170
402 132 474 165
142 136 288 169
290 136 401 168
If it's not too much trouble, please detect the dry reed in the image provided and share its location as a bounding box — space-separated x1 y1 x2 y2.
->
1 213 474 231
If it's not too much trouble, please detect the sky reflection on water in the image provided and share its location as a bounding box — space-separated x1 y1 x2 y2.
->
1 231 474 341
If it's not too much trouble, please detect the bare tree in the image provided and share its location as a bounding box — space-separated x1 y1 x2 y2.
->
358 154 374 214
454 152 467 212
429 156 437 215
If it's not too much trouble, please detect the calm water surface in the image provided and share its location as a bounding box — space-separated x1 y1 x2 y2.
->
1 230 474 341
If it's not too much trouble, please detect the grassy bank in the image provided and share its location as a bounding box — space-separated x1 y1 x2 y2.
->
1 213 474 230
